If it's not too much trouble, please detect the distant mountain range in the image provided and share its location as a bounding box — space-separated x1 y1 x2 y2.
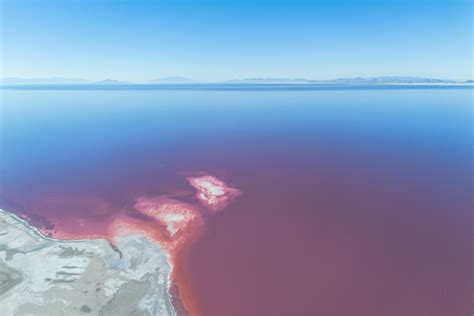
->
325 76 456 84
1 76 472 85
95 79 128 84
227 76 461 84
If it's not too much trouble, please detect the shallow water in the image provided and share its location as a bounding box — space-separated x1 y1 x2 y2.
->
1 85 472 314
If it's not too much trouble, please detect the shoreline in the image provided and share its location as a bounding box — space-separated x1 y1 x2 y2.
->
0 175 239 316
0 208 180 316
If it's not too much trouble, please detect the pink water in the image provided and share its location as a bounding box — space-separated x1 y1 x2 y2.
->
1 87 472 315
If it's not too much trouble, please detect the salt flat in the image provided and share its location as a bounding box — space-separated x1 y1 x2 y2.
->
0 209 175 316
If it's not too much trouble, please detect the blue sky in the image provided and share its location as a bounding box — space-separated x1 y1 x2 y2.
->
0 0 472 81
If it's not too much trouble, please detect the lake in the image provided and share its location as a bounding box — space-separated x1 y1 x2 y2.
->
1 85 472 315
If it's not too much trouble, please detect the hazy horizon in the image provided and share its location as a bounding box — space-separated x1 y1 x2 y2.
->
1 75 472 84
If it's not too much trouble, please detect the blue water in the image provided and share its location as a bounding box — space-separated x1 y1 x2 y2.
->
0 85 472 314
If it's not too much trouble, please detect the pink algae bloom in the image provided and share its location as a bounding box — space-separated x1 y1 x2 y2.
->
187 175 240 211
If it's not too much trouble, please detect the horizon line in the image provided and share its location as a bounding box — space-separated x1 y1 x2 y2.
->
1 75 473 84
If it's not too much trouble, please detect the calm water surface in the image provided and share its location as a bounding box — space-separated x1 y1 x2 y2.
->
1 86 472 314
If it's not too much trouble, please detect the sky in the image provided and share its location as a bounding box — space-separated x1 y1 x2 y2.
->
0 0 472 81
